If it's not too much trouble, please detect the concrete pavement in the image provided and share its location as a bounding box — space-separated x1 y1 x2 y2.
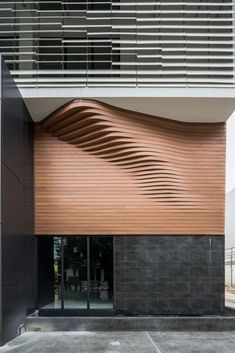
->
1 331 235 353
3 297 235 353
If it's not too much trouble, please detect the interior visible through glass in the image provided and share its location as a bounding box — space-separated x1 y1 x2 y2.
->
90 237 113 309
64 236 87 309
52 237 62 308
38 236 113 311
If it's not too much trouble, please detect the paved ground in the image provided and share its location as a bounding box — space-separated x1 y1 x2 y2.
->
1 331 235 353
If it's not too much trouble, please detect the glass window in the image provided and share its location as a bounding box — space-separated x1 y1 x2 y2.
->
90 237 113 309
37 236 113 313
37 236 62 309
63 236 88 309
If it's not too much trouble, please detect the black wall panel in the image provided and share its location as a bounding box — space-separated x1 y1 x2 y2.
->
37 237 54 309
0 56 35 345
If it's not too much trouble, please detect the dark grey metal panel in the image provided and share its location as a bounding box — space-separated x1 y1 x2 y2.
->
1 58 25 184
0 224 2 347
37 237 54 309
114 235 224 316
0 56 2 346
0 57 35 345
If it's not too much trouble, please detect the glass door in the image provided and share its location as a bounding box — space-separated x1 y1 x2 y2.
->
89 237 113 309
37 236 113 315
63 236 88 309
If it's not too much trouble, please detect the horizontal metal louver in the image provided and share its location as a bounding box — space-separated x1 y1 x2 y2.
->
0 0 234 88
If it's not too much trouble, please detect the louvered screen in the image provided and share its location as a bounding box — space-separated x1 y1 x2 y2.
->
0 0 234 88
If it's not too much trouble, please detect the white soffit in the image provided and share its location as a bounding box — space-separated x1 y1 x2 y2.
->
24 96 235 123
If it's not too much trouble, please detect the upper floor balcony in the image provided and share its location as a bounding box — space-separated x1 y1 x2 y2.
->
1 0 235 122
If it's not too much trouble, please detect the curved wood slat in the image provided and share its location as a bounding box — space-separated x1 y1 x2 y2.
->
35 99 225 235
41 100 202 203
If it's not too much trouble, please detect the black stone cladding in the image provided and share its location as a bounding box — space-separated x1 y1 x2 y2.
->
114 236 224 315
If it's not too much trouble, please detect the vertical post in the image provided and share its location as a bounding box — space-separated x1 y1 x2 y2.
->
231 248 233 287
61 237 64 310
87 236 90 310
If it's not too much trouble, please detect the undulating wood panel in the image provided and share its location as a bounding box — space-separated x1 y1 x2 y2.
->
35 99 225 235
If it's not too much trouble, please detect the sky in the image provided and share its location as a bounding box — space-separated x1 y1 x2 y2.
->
226 113 235 194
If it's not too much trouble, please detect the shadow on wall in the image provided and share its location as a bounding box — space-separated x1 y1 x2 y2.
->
25 97 235 123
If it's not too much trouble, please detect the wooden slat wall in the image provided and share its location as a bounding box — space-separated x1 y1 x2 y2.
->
34 99 225 235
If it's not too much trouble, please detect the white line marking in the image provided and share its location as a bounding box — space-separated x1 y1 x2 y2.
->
110 341 121 346
146 332 162 353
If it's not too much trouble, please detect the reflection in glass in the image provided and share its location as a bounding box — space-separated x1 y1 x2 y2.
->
52 237 62 308
64 236 87 309
90 237 113 309
38 236 62 309
38 236 113 312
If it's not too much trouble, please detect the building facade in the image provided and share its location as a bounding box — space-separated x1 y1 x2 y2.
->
0 0 233 346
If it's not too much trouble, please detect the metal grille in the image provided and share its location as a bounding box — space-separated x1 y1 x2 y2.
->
225 247 235 287
0 0 234 88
